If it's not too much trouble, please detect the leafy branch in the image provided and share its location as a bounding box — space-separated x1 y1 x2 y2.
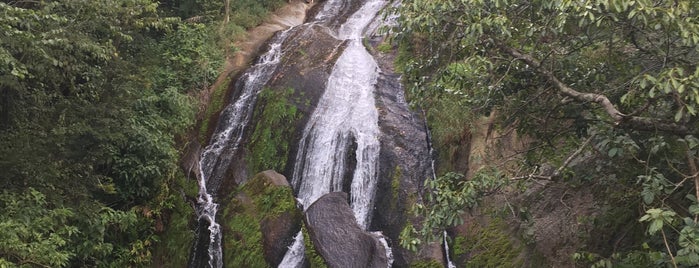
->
498 44 692 135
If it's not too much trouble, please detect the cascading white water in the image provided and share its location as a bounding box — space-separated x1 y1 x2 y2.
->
279 0 389 267
444 230 457 268
375 232 395 267
290 39 381 224
190 30 290 268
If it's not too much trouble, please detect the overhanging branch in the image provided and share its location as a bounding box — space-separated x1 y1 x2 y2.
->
498 44 691 135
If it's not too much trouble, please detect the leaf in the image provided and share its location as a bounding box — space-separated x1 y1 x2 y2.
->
628 9 637 19
648 219 663 234
642 190 655 204
690 205 699 216
675 108 685 122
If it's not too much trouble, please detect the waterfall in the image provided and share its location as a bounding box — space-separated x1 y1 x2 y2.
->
290 39 381 225
444 231 456 268
423 109 458 268
189 29 291 268
279 0 389 266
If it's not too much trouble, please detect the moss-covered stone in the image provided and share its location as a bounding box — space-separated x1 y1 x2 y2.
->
199 78 231 144
246 88 300 175
391 165 402 210
222 171 301 267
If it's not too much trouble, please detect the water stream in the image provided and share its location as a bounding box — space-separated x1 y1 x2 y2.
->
280 0 389 266
423 109 457 268
189 29 291 268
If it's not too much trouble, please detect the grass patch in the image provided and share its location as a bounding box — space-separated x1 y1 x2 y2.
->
410 260 443 268
452 217 523 268
229 0 286 29
377 41 393 53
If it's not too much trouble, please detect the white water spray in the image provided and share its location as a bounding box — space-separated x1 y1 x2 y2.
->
191 30 290 268
279 0 390 266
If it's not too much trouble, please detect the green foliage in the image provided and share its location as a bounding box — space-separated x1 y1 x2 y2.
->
229 0 285 29
152 173 197 267
400 170 505 250
157 22 224 91
0 0 292 266
395 0 699 265
223 203 268 268
573 247 667 268
0 188 159 267
409 259 443 268
0 0 235 266
247 88 301 174
0 189 76 267
451 218 523 268
425 95 476 174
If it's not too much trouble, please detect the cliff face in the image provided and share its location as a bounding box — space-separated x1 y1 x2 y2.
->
440 116 642 267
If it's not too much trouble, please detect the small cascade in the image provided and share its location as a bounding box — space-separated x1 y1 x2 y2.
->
280 0 389 266
189 29 291 268
374 231 395 266
423 110 457 268
312 0 347 23
444 231 457 268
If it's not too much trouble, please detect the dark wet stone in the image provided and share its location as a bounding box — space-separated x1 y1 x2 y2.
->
304 192 389 268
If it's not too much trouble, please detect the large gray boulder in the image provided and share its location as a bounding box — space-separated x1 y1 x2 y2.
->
304 192 389 268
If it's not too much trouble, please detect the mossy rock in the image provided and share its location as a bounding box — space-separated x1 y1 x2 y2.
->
246 88 301 175
222 170 302 267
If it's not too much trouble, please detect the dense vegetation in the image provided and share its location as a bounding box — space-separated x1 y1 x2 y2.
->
0 0 283 266
394 0 699 266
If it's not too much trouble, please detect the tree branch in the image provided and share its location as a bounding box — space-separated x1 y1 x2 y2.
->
497 44 691 135
551 133 596 178
511 134 595 182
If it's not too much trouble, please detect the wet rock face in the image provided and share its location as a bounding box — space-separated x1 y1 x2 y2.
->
267 24 346 118
262 210 302 266
305 0 365 26
367 30 435 266
371 70 433 266
262 23 348 180
304 192 389 268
